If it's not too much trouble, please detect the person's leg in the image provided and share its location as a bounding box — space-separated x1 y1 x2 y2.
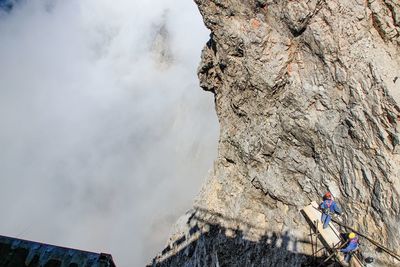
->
323 214 331 229
344 252 351 263
321 213 326 224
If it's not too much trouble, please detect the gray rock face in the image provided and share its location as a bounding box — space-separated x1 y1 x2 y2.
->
152 1 400 266
150 11 174 70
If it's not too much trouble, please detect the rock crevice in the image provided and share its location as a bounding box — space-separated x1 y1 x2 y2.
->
152 1 400 266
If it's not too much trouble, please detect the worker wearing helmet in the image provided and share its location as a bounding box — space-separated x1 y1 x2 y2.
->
319 192 342 229
340 232 359 263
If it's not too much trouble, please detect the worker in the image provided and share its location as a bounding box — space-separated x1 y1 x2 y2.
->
340 232 359 263
319 192 342 229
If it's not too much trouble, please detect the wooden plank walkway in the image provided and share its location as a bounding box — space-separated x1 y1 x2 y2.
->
301 202 364 267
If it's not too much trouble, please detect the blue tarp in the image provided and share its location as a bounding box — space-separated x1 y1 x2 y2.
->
0 0 13 12
0 235 116 267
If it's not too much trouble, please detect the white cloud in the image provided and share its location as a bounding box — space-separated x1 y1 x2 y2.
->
0 0 218 265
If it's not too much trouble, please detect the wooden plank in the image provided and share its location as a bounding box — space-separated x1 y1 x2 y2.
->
301 202 364 267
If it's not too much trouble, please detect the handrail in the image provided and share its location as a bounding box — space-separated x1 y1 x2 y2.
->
331 218 400 262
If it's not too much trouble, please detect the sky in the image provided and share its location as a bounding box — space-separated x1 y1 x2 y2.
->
0 0 218 266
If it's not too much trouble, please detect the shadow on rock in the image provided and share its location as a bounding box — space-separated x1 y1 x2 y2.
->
150 207 340 267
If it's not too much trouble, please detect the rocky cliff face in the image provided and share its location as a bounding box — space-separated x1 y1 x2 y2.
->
152 1 400 266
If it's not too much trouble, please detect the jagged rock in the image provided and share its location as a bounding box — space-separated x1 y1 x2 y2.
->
152 1 400 266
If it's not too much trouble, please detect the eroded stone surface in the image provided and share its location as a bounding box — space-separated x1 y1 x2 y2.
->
152 1 400 266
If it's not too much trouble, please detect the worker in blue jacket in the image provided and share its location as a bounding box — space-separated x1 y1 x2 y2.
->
340 232 359 263
319 192 342 229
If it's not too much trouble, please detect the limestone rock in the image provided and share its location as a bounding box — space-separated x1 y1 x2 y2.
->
152 1 400 266
150 11 174 70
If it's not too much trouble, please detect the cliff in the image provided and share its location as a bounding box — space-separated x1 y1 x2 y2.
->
152 1 400 266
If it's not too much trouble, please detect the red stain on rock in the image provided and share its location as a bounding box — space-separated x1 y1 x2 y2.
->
250 19 261 29
287 63 293 74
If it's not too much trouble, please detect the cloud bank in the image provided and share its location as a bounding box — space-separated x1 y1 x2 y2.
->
0 0 218 265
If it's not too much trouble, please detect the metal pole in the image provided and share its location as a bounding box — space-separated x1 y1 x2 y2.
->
331 218 400 262
315 220 319 259
310 226 315 261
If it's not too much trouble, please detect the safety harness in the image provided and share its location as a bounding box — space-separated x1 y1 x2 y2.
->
322 199 333 215
347 237 360 257
349 237 359 248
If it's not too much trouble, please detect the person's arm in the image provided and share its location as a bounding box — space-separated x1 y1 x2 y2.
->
340 242 357 252
333 202 342 215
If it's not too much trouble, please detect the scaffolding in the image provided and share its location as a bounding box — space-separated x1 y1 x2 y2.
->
301 202 364 267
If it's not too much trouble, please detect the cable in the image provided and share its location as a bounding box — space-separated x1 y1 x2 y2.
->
331 218 400 262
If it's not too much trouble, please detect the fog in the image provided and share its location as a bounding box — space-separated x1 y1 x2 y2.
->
0 0 218 266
